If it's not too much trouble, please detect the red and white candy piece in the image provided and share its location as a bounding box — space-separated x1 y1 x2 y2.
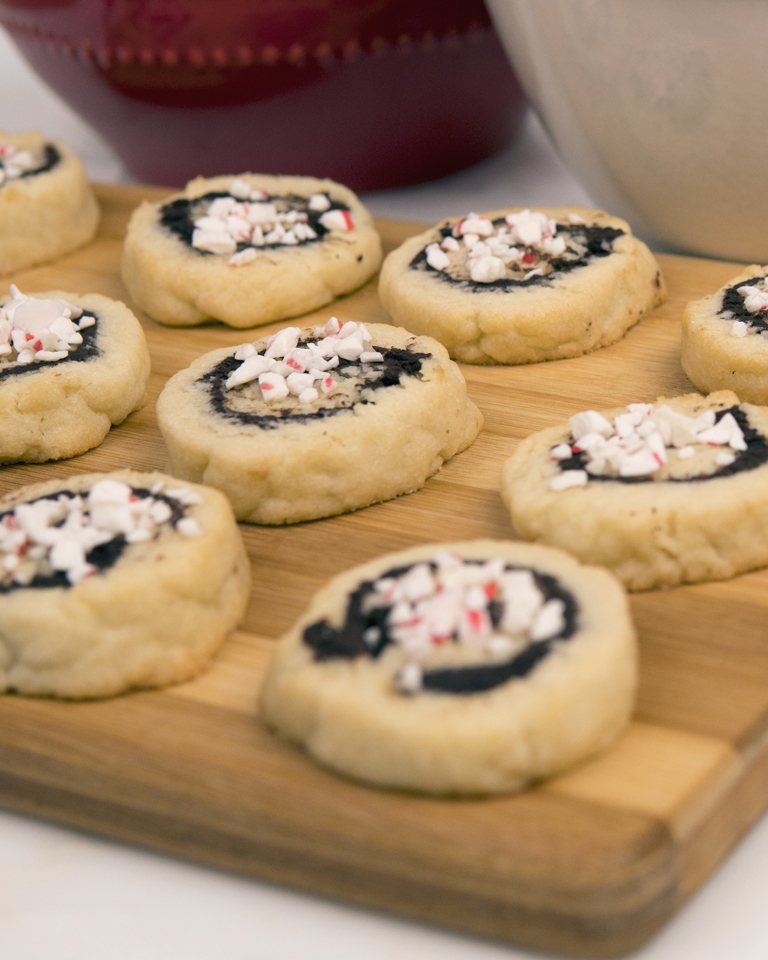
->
318 208 354 232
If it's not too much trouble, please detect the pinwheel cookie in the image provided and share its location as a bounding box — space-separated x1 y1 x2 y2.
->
156 318 482 523
122 173 382 328
379 206 665 364
502 390 768 590
0 471 250 699
682 265 768 402
260 540 636 795
0 285 150 463
0 130 99 275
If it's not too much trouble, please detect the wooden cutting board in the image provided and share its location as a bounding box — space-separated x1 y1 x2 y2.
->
2 183 767 958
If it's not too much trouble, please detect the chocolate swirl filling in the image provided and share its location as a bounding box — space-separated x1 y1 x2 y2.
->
410 219 625 291
303 560 579 695
199 342 430 429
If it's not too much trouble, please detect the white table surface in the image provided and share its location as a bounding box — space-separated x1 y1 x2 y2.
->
2 26 768 960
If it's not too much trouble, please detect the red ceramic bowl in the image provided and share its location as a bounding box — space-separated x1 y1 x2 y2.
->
0 0 527 189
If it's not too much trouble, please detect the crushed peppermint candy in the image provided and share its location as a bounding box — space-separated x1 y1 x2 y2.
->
549 401 748 488
424 208 570 285
0 285 95 365
364 551 567 694
0 479 202 589
188 178 355 266
419 208 625 287
224 317 384 402
0 142 39 186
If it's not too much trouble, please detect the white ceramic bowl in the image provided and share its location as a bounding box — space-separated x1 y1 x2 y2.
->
487 0 768 261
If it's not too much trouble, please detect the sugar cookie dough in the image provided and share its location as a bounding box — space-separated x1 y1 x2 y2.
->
121 173 383 328
157 318 482 523
378 206 665 364
0 286 150 463
0 471 250 699
260 540 636 795
682 265 768 403
502 390 768 590
0 130 99 275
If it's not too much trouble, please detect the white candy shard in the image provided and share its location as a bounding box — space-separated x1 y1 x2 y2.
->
469 255 506 283
426 243 450 271
697 411 747 450
499 570 543 634
530 599 565 642
731 320 749 338
549 470 588 491
308 192 331 211
458 213 494 237
228 177 253 200
177 517 202 537
192 228 236 255
618 446 662 477
550 443 572 461
285 371 314 396
570 410 613 440
224 353 271 389
395 662 423 695
228 247 258 267
265 326 301 358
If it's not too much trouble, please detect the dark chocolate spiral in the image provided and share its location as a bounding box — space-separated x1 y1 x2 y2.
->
303 560 579 695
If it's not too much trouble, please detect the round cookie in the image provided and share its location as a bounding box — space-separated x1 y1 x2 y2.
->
682 265 768 402
156 317 482 524
260 540 636 795
121 173 383 328
0 286 150 463
0 130 99 275
0 470 251 699
378 206 665 364
502 390 768 590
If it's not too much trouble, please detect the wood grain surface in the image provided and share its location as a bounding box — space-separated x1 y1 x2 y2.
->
1 183 767 957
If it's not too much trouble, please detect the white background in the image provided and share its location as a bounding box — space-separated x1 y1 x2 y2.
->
2 26 767 960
